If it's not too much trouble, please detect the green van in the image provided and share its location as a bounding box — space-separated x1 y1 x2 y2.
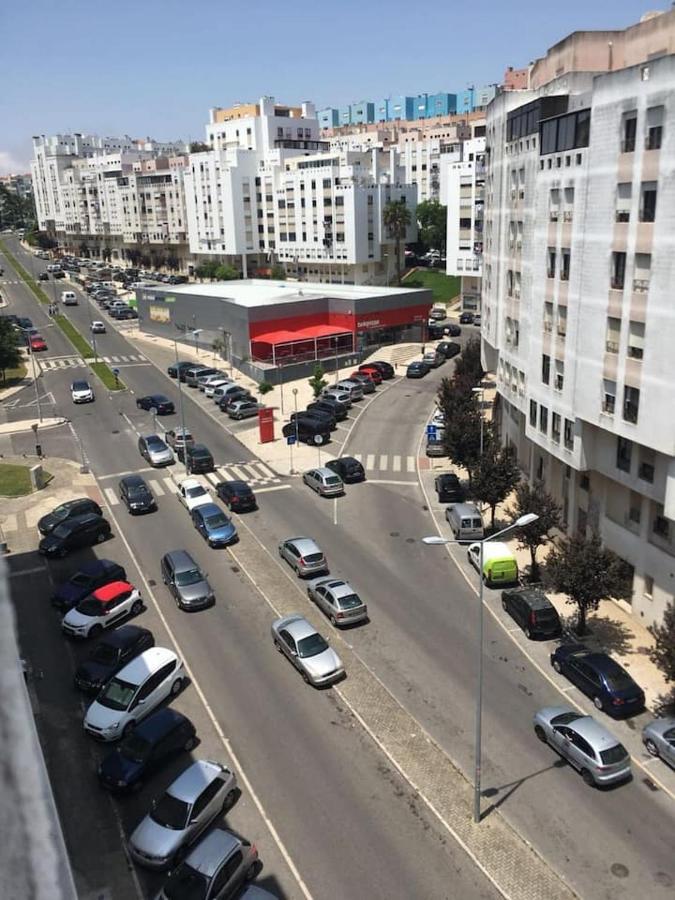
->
467 541 518 586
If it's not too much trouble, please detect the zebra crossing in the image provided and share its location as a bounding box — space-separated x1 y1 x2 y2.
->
39 353 147 370
349 453 417 475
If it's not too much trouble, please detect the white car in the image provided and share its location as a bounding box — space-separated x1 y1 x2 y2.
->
83 647 184 741
204 378 232 398
431 409 445 428
90 320 106 334
71 379 95 403
61 580 142 639
177 478 212 512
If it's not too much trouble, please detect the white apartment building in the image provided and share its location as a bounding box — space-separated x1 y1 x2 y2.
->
482 9 675 626
443 135 486 311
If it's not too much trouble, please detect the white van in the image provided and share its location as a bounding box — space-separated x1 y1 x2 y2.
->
445 503 484 541
47 263 61 273
61 290 78 306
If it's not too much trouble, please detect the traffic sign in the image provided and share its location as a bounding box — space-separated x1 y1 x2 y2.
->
426 424 438 439
286 434 297 446
112 367 120 375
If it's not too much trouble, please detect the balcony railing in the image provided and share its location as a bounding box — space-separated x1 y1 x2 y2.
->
615 210 630 223
602 396 616 414
560 270 569 281
621 138 636 153
562 210 573 222
623 401 639 424
549 210 559 222
610 277 625 290
543 321 553 333
627 346 644 360
605 340 620 353
633 278 649 292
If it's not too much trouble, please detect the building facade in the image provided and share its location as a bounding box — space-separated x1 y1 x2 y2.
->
482 8 675 626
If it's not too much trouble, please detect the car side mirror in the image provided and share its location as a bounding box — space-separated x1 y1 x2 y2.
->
137 698 146 706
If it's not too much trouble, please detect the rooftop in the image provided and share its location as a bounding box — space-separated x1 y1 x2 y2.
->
146 279 428 308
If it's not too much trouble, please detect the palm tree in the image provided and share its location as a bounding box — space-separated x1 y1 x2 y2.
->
383 199 412 285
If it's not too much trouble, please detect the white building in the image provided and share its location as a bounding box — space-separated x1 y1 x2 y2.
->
482 8 675 626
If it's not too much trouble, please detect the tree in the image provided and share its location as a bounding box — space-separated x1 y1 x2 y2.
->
214 264 240 281
308 364 328 399
0 319 22 382
189 141 211 153
472 443 520 530
211 336 226 360
195 260 220 280
509 479 562 581
453 336 484 385
416 199 447 255
257 381 274 396
270 263 286 280
545 532 633 635
167 254 180 272
383 199 412 285
437 376 484 484
649 600 675 711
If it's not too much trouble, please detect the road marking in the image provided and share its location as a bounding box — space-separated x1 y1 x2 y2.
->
151 479 165 496
109 356 120 363
8 564 46 577
98 466 156 480
352 453 362 463
103 486 118 506
363 479 418 486
406 455 416 472
255 484 291 494
226 464 249 481
366 453 375 469
379 453 388 470
88 471 314 900
392 454 401 472
253 460 276 479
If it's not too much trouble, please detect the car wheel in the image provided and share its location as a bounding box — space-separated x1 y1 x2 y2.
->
524 627 532 640
552 659 562 673
501 598 508 611
593 696 604 711
581 769 596 788
644 738 660 758
122 721 135 737
223 788 237 811
184 734 198 752
534 725 547 743
131 599 143 616
329 614 337 626
89 624 103 638
170 678 183 696
313 434 324 446
301 670 310 684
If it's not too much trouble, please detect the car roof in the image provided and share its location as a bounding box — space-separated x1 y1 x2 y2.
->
72 380 90 388
144 434 165 444
569 715 624 750
121 474 148 488
322 579 353 598
277 614 317 641
181 478 204 490
505 587 553 609
189 444 211 453
92 580 133 602
116 647 177 686
164 549 199 571
313 467 340 478
183 828 241 878
75 558 119 577
222 480 251 492
437 473 459 483
167 759 224 804
95 624 149 650
565 648 629 677
195 502 222 517
286 536 321 553
134 708 188 743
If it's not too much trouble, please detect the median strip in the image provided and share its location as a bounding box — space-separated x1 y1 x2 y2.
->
0 239 50 305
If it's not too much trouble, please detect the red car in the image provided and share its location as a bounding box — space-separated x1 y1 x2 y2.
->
29 335 47 351
357 365 383 384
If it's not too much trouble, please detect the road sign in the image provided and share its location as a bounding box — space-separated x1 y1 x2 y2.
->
426 424 438 439
112 367 120 375
286 434 297 446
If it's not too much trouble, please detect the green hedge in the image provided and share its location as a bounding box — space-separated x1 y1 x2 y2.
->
54 315 94 357
0 239 51 305
90 361 125 391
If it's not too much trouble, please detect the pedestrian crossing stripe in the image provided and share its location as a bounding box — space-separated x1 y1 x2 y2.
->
351 453 417 474
39 353 147 369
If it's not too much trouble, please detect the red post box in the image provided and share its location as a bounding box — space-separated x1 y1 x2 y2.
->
258 407 275 443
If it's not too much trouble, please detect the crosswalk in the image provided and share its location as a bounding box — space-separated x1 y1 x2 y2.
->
350 453 417 474
101 460 282 507
39 353 147 370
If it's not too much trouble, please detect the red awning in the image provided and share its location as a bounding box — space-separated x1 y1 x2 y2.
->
252 324 352 345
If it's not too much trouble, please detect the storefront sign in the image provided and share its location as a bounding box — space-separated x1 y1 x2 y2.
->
357 319 381 328
149 305 171 323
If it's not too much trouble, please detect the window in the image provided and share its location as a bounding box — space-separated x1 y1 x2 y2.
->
640 182 657 222
617 437 632 472
539 406 548 434
621 113 637 153
554 360 564 391
628 492 642 525
615 182 631 222
542 354 550 385
643 575 654 599
529 399 537 427
646 106 664 150
560 249 570 281
557 306 567 337
543 302 553 333
547 248 556 278
639 447 655 483
552 412 561 443
611 252 626 290
603 379 616 414
627 321 645 360
653 504 670 539
605 317 621 354
623 385 640 424
564 418 574 450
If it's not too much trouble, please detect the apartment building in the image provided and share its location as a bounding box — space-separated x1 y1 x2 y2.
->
0 173 33 198
482 8 675 626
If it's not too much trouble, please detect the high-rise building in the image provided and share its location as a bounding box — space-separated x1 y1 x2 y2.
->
482 8 675 626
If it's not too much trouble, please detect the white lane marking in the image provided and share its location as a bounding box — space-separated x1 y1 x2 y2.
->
204 472 222 488
89 472 314 900
103 487 119 506
392 455 401 472
406 455 416 472
333 496 338 526
8 565 46 577
151 479 165 496
363 479 418 486
379 454 388 470
366 453 375 469
98 466 156 480
226 465 249 481
254 461 276 479
162 476 177 495
255 484 291 494
109 356 120 363
352 453 362 463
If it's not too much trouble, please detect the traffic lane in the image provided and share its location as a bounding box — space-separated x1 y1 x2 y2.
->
110 497 498 900
237 481 675 898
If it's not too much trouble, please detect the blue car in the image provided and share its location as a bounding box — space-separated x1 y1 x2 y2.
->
406 361 430 378
551 644 645 718
191 502 238 547
50 559 126 612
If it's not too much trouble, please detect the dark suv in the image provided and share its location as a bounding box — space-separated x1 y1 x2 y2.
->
38 498 103 536
501 587 562 640
292 409 336 431
38 513 112 557
119 475 156 514
51 559 126 611
74 625 154 694
178 443 214 474
434 473 463 503
282 418 331 446
307 399 348 421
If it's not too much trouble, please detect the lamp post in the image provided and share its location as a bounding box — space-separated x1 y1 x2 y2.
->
472 386 485 455
291 387 299 474
22 328 43 423
423 512 539 824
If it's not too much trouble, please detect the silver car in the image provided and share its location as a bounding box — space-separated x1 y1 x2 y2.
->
642 717 675 769
157 829 259 899
278 537 327 577
307 577 368 626
129 759 237 870
322 389 352 409
271 614 344 686
302 467 344 497
198 372 226 391
335 379 364 401
138 434 175 467
533 706 631 787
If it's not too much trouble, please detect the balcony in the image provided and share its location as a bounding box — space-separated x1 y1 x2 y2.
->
549 210 559 222
615 210 630 223
610 277 625 291
620 138 636 153
623 401 639 424
605 340 619 354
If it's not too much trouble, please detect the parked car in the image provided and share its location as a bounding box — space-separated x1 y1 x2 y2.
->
164 427 194 451
429 306 447 320
436 341 461 359
216 480 257 512
325 456 365 483
431 409 446 428
83 647 185 742
197 372 226 391
98 708 197 793
38 272 49 281
138 434 174 467
307 577 368 626
29 334 47 351
191 503 237 547
501 587 562 640
307 399 348 421
291 409 336 431
74 625 154 695
422 350 444 368
425 437 446 457
321 389 352 408
348 371 376 393
218 388 253 410
62 580 143 639
156 829 258 900
128 759 237 869
278 537 327 577
473 314 482 327
90 320 106 333
39 513 111 557
160 549 215 611
70 379 95 403
533 706 631 787
136 394 175 414
282 418 331 446
467 541 518 586
406 361 430 378
166 360 193 380
550 645 645 716
51 559 127 612
52 270 66 279
356 365 383 385
38 497 102 536
434 473 463 503
642 717 675 769
271 614 344 686
459 312 475 325
204 378 232 398
227 399 262 420
334 379 364 401
177 477 212 512
177 443 215 474
115 306 138 320
366 360 395 379
302 467 344 497
446 323 462 337
119 474 156 514
185 366 219 388
446 502 484 541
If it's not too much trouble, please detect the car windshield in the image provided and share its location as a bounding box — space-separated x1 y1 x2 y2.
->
162 864 209 900
297 633 329 658
77 597 106 616
337 593 363 610
204 513 229 529
151 794 190 830
90 643 119 665
186 486 207 499
52 523 72 539
97 678 136 711
325 476 341 486
147 437 165 449
73 382 89 391
70 571 94 587
551 711 583 727
175 568 203 587
119 732 152 763
600 743 628 765
51 503 73 521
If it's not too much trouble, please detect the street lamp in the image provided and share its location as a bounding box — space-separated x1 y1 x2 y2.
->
422 512 539 824
472 386 485 456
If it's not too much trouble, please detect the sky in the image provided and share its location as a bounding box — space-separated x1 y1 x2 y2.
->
0 0 663 174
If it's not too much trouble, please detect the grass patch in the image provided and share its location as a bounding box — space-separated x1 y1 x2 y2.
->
0 462 34 497
0 361 28 390
90 361 125 391
54 314 94 357
0 239 50 305
402 269 461 303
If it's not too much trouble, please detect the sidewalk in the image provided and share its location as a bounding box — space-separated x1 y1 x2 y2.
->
0 416 67 436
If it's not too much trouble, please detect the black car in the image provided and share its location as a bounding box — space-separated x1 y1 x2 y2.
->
325 457 366 483
446 323 462 337
436 341 461 359
307 399 348 421
216 480 257 512
74 624 154 695
434 473 463 503
38 272 49 281
119 474 156 514
292 409 336 431
406 361 430 378
551 645 645 717
51 559 127 612
16 316 33 331
52 270 66 279
167 360 192 379
218 388 252 411
178 443 215 473
167 275 188 284
39 513 112 557
116 307 138 319
459 312 475 325
37 498 103 536
136 394 175 414
427 323 446 339
97 708 196 793
501 587 562 640
368 360 395 379
282 418 330 446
